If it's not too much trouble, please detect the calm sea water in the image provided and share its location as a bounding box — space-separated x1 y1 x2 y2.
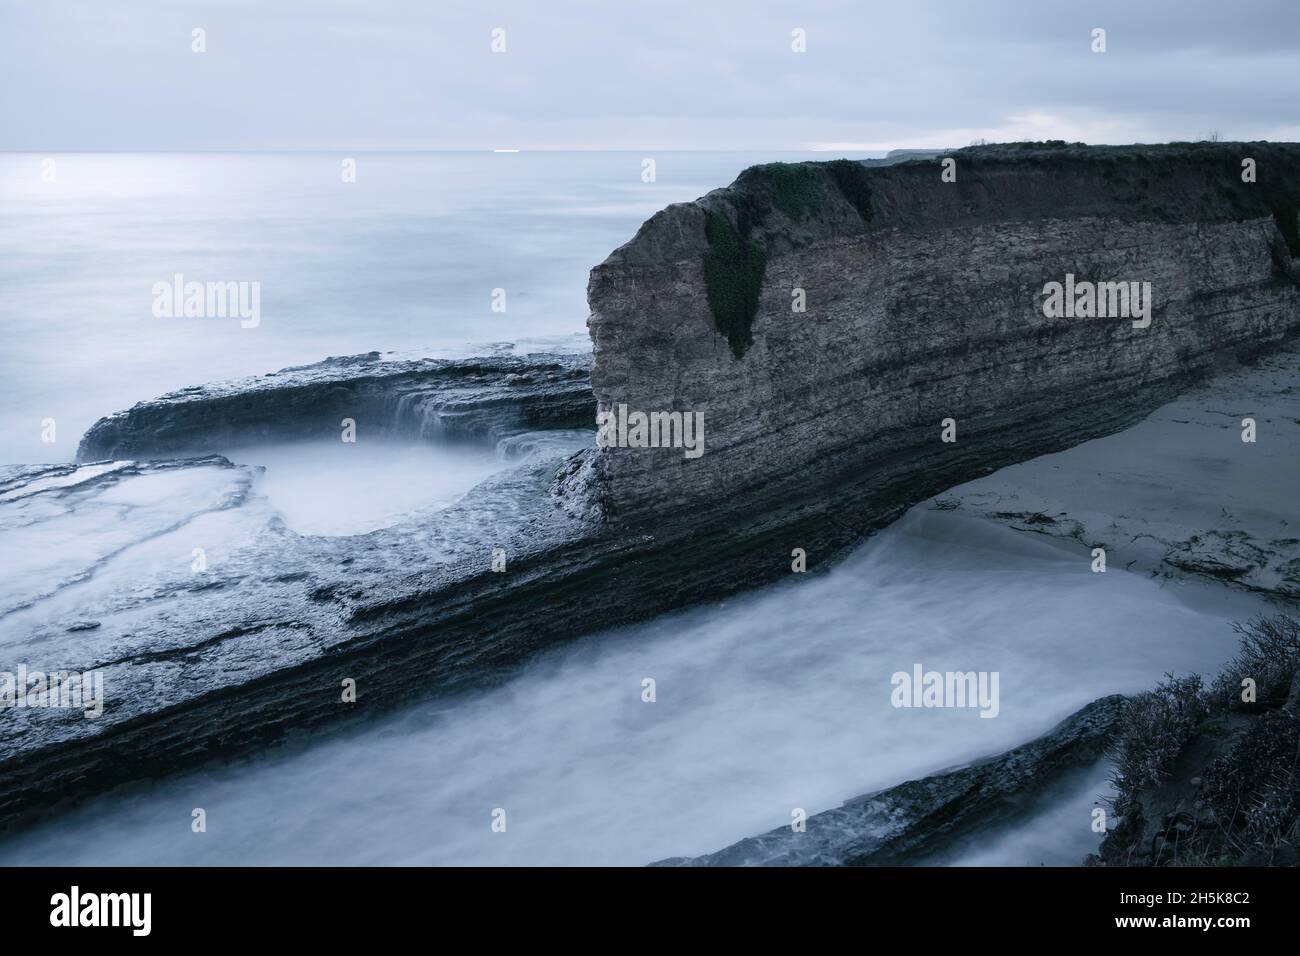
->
0 150 874 464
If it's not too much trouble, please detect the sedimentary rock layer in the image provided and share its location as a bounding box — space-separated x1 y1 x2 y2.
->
77 351 594 460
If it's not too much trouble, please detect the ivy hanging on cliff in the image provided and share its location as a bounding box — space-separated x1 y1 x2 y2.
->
702 210 767 360
737 162 827 220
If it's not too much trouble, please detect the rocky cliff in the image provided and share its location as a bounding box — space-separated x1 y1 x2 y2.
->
588 142 1300 538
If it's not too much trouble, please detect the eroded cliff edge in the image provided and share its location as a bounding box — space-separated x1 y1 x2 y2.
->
588 143 1300 548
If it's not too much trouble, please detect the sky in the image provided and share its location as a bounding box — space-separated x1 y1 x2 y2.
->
2 0 1298 151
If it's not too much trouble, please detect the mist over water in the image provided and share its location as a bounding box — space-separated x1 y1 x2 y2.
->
0 506 1266 867
225 440 506 536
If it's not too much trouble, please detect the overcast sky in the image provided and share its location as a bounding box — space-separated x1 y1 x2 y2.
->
3 0 1298 151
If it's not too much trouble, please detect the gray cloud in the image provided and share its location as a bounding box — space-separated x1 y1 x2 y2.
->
2 0 1297 150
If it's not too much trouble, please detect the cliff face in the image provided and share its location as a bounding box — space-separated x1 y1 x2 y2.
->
588 143 1300 530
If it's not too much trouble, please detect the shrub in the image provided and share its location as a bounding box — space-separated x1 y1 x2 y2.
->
1203 708 1300 862
737 163 826 221
1108 673 1207 816
1209 615 1300 711
1102 616 1300 864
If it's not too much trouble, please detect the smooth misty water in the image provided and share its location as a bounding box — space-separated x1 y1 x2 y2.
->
0 150 870 464
0 506 1267 867
224 440 506 536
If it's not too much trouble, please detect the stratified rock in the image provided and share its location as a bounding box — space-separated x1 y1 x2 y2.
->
654 695 1127 866
77 351 594 460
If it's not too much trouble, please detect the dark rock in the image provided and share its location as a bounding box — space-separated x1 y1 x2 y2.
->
77 351 594 460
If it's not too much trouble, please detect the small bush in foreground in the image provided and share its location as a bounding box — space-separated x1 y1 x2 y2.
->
1108 673 1207 816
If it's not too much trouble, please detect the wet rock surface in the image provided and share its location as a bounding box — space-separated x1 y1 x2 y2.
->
4 349 603 831
654 695 1128 866
77 351 594 460
0 432 603 831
